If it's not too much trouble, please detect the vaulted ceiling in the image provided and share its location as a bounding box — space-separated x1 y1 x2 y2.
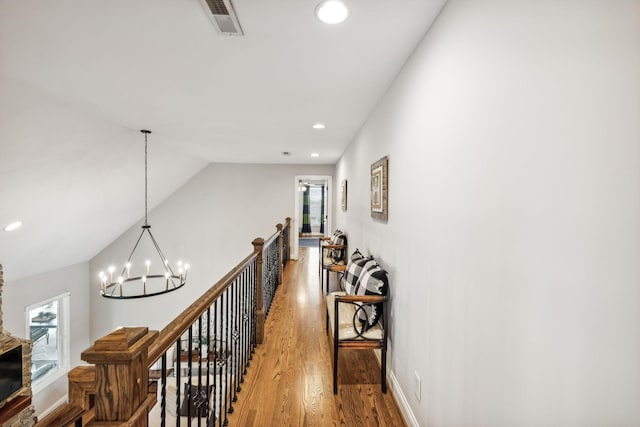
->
0 0 446 281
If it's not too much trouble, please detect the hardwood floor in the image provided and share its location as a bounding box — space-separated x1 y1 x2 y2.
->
227 247 406 426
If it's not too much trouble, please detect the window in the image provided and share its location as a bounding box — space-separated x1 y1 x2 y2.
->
309 186 324 227
26 293 70 393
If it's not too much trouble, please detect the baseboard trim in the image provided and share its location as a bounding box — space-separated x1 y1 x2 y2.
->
372 349 419 427
389 370 420 427
36 394 68 419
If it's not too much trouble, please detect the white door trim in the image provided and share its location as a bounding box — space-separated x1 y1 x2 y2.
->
292 175 332 260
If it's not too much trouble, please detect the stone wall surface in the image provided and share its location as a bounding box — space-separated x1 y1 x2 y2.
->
0 265 36 426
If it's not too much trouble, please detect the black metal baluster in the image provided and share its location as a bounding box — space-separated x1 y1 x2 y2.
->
205 307 211 426
176 339 182 427
160 353 167 427
213 297 220 427
252 259 257 355
268 243 273 313
222 289 229 426
225 286 233 416
271 241 277 310
229 278 236 404
233 277 240 399
241 268 248 378
187 325 193 426
263 246 268 316
197 315 203 427
268 243 271 312
248 262 253 361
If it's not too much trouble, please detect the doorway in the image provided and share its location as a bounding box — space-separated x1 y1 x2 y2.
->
292 175 332 260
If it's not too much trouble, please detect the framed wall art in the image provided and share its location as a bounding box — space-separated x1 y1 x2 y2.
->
370 156 388 221
341 179 348 211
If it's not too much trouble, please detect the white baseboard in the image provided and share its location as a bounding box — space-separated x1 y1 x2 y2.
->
372 349 419 427
36 394 68 419
389 370 420 427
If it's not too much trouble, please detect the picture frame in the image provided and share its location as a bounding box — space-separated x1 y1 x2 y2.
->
370 156 388 221
341 179 348 211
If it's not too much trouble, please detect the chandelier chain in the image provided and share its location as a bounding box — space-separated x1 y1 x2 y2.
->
144 131 148 226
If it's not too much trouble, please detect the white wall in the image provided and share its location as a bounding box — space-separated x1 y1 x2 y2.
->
3 262 91 417
335 1 640 426
89 162 334 340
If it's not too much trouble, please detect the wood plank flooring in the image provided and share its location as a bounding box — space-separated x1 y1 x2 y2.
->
227 247 406 426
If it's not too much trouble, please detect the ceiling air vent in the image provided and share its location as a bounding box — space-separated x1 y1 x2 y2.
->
200 0 244 36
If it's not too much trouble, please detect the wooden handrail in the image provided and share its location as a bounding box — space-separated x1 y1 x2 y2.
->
264 228 280 247
147 249 260 366
36 218 292 426
36 404 84 427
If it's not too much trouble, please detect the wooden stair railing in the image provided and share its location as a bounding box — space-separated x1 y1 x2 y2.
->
36 366 96 427
36 217 291 427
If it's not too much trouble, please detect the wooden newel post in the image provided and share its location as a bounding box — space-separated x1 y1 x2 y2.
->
252 238 265 344
284 217 291 265
276 223 284 285
81 327 158 427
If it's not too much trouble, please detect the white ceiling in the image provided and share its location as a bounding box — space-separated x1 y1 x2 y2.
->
0 0 446 281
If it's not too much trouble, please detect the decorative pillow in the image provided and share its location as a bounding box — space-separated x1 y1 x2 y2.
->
179 383 213 417
355 265 389 330
342 250 375 294
329 233 347 263
327 229 341 246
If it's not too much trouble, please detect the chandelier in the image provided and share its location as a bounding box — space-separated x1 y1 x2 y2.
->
99 130 188 299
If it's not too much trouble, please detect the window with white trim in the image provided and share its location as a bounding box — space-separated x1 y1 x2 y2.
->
26 293 70 392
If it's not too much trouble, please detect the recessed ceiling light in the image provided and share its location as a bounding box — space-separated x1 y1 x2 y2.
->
4 221 22 232
311 153 320 158
315 0 350 24
312 123 326 129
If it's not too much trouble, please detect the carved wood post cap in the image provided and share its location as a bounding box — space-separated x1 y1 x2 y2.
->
252 237 265 249
81 327 158 364
276 223 283 231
